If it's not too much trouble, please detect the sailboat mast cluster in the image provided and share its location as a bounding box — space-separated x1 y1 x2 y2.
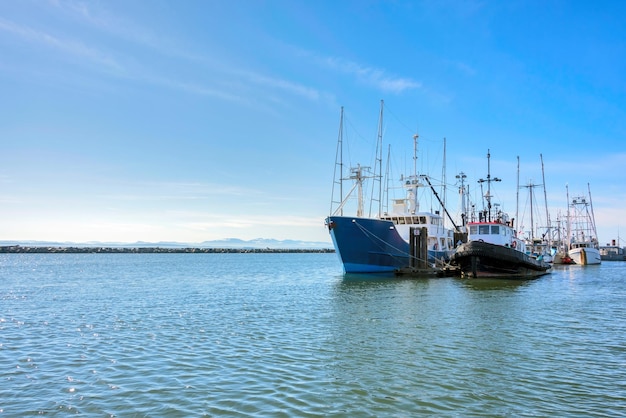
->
326 101 604 277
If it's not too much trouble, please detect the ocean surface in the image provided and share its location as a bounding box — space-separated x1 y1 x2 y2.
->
1 253 625 417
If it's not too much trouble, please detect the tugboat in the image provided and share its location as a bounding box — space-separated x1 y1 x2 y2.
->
450 151 552 279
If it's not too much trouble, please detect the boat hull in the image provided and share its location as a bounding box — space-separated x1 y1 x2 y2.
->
553 252 575 264
600 244 625 261
326 216 450 273
600 253 626 261
569 247 601 265
450 240 552 279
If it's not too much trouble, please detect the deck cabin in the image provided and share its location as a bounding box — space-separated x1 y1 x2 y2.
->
467 218 526 253
379 198 454 252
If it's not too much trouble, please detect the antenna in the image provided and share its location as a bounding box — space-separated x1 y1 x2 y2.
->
413 133 418 180
456 172 467 226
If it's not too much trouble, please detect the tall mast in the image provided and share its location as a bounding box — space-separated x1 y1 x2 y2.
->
442 137 447 226
540 154 551 244
330 106 344 216
410 133 420 213
383 144 391 215
521 180 540 241
413 133 418 181
588 183 598 243
369 100 384 217
556 211 563 251
566 184 571 250
530 182 535 240
516 156 520 232
478 150 501 222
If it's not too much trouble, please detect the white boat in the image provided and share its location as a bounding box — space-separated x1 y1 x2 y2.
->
600 239 626 261
566 184 601 265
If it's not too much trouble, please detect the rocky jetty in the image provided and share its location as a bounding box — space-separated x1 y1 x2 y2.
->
0 245 334 254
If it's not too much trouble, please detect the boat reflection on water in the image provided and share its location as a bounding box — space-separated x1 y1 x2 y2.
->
456 277 535 291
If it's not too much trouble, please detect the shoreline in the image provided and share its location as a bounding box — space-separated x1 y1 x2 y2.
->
0 245 335 254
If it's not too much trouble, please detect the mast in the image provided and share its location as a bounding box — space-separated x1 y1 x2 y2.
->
530 182 535 240
516 156 520 232
351 164 370 217
556 211 563 252
566 184 571 250
588 183 598 245
456 172 467 227
478 150 501 222
330 107 344 216
521 180 540 241
540 154 551 245
369 100 384 217
409 133 420 213
413 134 418 184
383 144 391 215
442 137 447 226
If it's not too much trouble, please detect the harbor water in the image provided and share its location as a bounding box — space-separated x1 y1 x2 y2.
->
1 252 625 416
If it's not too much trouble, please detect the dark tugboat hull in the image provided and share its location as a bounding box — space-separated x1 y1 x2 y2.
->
450 241 552 279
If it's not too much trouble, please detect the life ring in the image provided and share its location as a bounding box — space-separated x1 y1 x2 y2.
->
512 241 517 248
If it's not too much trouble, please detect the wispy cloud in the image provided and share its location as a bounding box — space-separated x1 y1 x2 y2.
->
48 0 160 51
48 0 323 101
322 56 421 94
448 59 477 76
4 3 331 110
0 18 122 72
239 70 321 101
0 16 313 108
143 75 254 104
126 52 327 106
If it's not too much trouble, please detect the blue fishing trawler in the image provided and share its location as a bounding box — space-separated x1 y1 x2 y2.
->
325 102 457 274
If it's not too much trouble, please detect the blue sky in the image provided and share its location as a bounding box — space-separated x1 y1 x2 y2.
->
1 0 625 245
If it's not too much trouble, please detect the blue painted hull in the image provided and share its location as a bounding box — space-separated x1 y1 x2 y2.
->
326 216 450 274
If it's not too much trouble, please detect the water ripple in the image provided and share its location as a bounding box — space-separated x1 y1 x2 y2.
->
1 254 626 416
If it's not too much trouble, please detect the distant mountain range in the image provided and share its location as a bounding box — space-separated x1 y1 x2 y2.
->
0 238 333 250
